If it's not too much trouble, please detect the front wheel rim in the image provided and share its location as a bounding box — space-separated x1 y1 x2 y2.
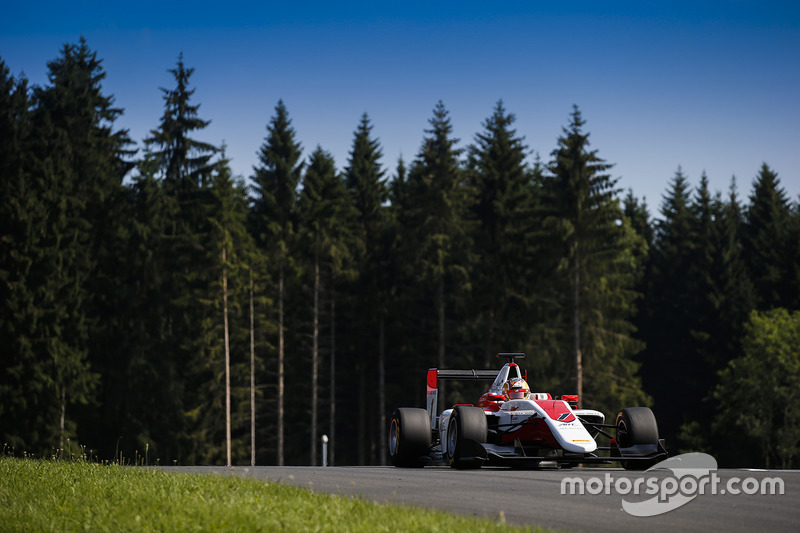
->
617 420 629 447
447 418 458 458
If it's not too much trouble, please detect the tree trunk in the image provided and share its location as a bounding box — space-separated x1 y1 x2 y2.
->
223 247 231 467
311 254 319 465
250 269 256 466
378 315 386 465
573 246 583 408
358 365 366 465
59 386 66 452
437 276 446 411
329 287 336 466
278 263 285 466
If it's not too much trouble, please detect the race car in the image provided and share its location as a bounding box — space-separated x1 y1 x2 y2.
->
388 353 667 469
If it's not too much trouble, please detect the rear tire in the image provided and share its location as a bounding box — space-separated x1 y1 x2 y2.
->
446 406 487 469
389 408 431 467
616 407 659 471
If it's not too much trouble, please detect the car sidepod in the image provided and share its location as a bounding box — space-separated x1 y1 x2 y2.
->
496 399 597 453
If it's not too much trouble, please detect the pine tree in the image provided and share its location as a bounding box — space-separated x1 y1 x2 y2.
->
743 164 792 310
687 175 754 385
144 53 217 190
623 190 653 249
623 190 652 387
388 156 409 212
688 174 717 358
250 100 303 466
298 146 357 465
115 159 184 461
788 200 800 311
186 150 257 465
0 60 46 453
384 153 436 447
139 54 218 462
16 40 134 454
672 173 728 451
700 177 758 462
715 177 756 348
466 100 535 358
538 105 647 414
639 167 697 442
622 190 652 309
403 101 474 409
343 113 387 465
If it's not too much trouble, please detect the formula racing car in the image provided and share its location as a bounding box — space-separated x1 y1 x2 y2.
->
388 353 667 469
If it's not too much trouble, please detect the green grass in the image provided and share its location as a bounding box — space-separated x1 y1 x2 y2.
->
0 457 555 532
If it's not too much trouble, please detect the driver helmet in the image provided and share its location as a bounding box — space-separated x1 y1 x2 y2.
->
503 378 530 400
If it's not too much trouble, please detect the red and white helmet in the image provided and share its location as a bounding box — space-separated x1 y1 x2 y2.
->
503 378 530 400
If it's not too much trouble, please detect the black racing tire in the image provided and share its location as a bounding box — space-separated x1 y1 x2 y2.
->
615 407 659 447
388 408 431 467
446 406 488 469
616 407 659 471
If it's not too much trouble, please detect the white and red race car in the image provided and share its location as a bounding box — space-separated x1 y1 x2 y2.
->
388 353 667 469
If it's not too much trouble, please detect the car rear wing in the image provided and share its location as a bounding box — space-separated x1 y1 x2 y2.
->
428 369 499 387
426 368 498 429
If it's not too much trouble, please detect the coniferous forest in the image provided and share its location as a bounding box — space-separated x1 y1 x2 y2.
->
2 41 799 468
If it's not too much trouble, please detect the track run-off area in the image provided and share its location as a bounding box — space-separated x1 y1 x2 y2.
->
165 465 798 532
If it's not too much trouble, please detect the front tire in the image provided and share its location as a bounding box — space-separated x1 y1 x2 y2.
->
616 407 659 470
446 406 487 469
389 408 431 467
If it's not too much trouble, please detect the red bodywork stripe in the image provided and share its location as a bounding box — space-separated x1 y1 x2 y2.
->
534 400 576 422
501 418 560 447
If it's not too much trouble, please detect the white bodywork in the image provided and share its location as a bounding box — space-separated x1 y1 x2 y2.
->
438 401 604 454
498 400 598 453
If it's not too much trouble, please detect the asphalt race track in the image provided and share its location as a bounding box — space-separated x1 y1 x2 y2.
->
167 465 798 532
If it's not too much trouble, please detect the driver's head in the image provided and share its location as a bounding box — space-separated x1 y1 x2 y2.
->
503 378 530 400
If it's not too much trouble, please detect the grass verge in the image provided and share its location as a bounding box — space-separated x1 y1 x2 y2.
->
0 457 555 532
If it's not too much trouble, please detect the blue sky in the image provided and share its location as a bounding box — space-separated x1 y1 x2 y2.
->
2 1 798 211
